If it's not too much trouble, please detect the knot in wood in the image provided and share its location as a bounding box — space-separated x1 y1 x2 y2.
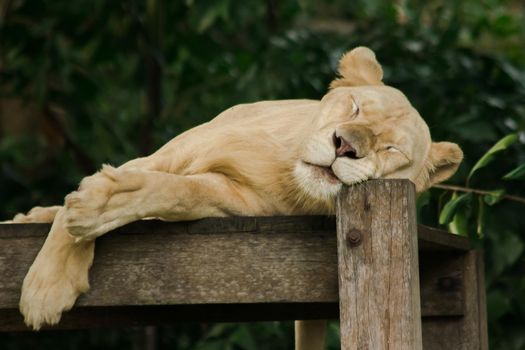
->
437 276 459 292
346 229 362 246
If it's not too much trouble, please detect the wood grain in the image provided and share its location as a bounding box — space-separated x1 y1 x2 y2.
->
0 217 339 310
336 180 423 349
0 217 465 313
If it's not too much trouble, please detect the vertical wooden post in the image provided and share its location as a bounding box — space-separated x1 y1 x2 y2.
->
336 179 423 349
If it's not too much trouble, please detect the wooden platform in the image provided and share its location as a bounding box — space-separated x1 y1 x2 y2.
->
0 218 485 347
0 180 488 349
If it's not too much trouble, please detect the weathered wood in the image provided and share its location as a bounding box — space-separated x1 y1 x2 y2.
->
336 180 423 349
1 217 464 314
419 252 464 317
0 217 339 310
0 209 482 343
418 225 471 251
422 251 489 350
476 252 489 350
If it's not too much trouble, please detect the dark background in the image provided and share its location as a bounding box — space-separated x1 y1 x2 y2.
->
1 0 525 349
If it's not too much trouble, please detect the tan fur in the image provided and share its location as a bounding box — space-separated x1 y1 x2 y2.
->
330 46 384 88
5 206 61 223
9 47 462 348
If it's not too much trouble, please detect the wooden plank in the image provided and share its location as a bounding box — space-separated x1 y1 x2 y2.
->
336 180 423 349
477 252 489 350
422 251 489 350
0 218 339 309
0 216 466 246
462 250 489 349
419 252 464 317
422 316 466 349
418 225 471 252
0 212 468 332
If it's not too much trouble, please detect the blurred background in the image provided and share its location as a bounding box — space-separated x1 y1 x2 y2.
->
1 0 525 349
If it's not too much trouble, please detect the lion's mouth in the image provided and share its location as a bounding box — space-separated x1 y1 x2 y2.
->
304 162 340 184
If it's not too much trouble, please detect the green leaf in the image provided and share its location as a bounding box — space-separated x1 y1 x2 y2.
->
503 163 525 180
467 134 518 182
484 189 505 206
477 196 485 237
448 204 469 236
439 192 473 225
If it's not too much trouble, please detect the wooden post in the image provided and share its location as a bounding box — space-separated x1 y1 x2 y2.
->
336 179 423 349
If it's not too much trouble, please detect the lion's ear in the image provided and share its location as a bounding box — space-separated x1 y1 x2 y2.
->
425 142 463 188
330 47 384 88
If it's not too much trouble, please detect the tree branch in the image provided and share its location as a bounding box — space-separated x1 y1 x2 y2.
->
432 183 525 205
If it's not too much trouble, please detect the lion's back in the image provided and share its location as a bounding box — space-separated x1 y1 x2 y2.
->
209 99 319 127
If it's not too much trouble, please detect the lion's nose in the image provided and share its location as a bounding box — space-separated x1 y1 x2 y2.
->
333 133 359 159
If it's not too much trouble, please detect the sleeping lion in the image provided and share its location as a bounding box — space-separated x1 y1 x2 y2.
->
7 47 462 349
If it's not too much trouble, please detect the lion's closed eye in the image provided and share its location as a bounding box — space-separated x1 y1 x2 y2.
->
350 97 360 118
385 145 400 152
379 144 411 171
380 145 400 153
383 145 407 157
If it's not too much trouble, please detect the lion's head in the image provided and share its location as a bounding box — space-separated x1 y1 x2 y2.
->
294 47 463 200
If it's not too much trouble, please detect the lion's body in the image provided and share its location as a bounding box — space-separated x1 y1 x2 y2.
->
7 47 463 350
149 99 324 216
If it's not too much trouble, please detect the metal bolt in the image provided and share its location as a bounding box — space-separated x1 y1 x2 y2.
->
346 229 362 246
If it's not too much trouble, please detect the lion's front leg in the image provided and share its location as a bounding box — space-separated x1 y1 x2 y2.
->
20 207 94 330
62 165 148 241
20 166 253 329
64 165 254 242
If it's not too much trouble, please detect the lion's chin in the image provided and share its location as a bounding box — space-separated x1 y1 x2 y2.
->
293 161 343 201
303 162 340 185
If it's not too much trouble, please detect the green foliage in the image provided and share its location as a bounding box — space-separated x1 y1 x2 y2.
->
1 0 525 349
484 189 506 206
439 192 472 225
432 130 525 348
468 133 518 183
504 163 525 180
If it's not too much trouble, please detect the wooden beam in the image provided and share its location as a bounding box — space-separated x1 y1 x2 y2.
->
336 180 423 349
0 203 469 332
421 251 489 350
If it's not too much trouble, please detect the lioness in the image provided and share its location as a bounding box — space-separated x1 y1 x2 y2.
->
8 47 462 349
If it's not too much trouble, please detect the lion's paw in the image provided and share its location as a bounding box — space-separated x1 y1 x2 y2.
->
64 165 144 241
7 206 61 224
19 258 89 330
